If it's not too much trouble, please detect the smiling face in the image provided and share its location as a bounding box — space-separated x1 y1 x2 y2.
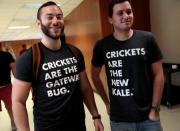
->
37 5 64 40
109 1 134 32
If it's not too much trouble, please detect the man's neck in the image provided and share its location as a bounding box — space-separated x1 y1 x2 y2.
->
113 29 133 41
41 37 61 50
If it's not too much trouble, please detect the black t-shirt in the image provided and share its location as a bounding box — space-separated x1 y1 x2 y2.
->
92 30 163 122
15 42 86 131
0 51 14 86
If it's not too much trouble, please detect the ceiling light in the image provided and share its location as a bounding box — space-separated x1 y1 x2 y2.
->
23 3 42 9
13 18 35 22
23 3 61 9
8 26 31 29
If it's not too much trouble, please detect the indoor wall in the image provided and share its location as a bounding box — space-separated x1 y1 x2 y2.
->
150 0 180 63
1 39 38 59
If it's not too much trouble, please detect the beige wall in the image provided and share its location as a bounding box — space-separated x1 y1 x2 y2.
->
64 0 105 91
150 0 180 63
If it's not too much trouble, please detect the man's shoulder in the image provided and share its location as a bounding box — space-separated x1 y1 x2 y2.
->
0 50 5 53
17 47 32 62
65 43 82 53
134 30 153 37
66 43 78 49
0 50 10 55
99 34 113 42
95 34 113 46
0 51 13 59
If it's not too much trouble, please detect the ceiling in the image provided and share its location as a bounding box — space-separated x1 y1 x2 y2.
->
0 0 83 42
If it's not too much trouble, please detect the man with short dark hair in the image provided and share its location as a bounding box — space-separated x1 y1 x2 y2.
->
91 0 164 131
12 1 104 131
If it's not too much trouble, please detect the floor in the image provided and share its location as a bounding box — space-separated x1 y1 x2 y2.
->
1 93 180 131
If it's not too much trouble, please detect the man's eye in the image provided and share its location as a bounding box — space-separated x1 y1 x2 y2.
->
126 9 132 15
47 16 53 20
118 11 124 16
57 15 63 20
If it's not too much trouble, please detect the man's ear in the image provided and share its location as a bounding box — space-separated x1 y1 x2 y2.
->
108 17 113 24
36 19 41 27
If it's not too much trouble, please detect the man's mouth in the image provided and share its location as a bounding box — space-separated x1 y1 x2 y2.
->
121 19 131 23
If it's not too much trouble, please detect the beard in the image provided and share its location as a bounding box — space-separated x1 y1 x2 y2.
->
41 23 62 40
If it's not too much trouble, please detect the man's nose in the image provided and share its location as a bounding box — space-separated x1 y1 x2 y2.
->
123 12 129 18
52 17 59 24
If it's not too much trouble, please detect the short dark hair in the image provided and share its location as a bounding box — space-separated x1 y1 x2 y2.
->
37 1 60 20
108 0 132 17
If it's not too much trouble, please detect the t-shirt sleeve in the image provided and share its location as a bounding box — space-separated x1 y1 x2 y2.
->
7 52 15 64
91 41 104 67
147 33 163 64
74 47 85 72
15 49 34 82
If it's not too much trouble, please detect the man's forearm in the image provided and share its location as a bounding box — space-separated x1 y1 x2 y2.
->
83 84 100 116
92 77 109 106
13 102 30 131
152 73 164 107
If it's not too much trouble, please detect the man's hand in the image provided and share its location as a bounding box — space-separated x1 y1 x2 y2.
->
148 109 160 121
94 119 104 131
